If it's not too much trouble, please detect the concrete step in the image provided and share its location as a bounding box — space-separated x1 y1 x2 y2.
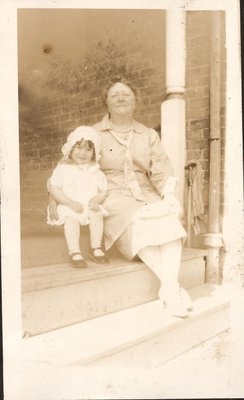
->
21 248 207 336
21 284 230 368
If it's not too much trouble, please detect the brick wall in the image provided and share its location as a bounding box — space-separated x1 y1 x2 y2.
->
185 11 211 211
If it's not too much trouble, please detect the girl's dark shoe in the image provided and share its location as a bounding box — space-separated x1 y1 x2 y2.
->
69 252 88 268
89 248 109 264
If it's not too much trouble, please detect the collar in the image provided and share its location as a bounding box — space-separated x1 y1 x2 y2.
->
77 162 99 172
98 114 144 134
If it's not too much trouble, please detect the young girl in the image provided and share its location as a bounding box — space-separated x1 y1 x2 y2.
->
47 126 108 268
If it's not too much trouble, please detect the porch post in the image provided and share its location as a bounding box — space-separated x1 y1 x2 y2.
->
161 10 186 206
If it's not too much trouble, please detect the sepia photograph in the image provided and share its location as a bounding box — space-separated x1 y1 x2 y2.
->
1 0 243 399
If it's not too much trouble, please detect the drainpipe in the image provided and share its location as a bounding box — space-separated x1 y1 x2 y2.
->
203 12 223 283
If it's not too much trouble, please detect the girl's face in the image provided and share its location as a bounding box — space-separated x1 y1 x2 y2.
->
70 140 94 165
106 82 136 117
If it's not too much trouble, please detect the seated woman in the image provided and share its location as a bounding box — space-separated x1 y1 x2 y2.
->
49 76 193 318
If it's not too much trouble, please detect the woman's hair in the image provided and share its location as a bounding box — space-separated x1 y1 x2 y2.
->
66 139 96 163
101 76 138 106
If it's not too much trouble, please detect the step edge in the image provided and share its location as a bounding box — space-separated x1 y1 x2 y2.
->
21 246 207 268
22 255 206 293
23 301 230 367
79 300 230 367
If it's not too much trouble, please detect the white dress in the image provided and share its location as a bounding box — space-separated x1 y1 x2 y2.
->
47 162 107 226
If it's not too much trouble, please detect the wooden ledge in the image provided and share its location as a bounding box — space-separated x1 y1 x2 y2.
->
22 248 207 293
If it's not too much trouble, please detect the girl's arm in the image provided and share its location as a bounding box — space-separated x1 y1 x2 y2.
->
50 184 84 214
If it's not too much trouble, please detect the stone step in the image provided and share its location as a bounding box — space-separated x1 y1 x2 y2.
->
21 284 230 368
21 248 207 336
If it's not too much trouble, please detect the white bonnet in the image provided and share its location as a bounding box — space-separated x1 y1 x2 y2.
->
62 126 101 161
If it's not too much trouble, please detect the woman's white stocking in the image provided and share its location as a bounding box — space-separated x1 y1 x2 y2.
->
138 239 182 297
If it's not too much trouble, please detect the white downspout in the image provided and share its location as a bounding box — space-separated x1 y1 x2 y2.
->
202 12 223 283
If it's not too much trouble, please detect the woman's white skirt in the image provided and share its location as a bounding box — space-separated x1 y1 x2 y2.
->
110 200 187 260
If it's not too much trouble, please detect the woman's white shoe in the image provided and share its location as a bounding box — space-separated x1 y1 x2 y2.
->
179 288 194 311
160 288 189 318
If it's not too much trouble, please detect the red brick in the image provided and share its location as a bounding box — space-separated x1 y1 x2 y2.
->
188 139 209 150
189 118 210 130
188 97 210 109
186 150 202 160
201 150 210 161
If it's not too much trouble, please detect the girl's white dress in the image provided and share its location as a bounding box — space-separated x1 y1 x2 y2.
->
47 162 107 226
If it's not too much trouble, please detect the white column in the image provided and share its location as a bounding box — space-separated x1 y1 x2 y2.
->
161 10 186 206
165 10 186 95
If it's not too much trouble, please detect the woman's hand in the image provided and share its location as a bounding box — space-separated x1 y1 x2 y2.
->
163 193 182 215
89 198 101 211
89 191 107 212
67 200 84 214
48 194 59 221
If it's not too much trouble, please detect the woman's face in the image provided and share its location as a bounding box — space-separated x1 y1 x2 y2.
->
106 82 136 117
